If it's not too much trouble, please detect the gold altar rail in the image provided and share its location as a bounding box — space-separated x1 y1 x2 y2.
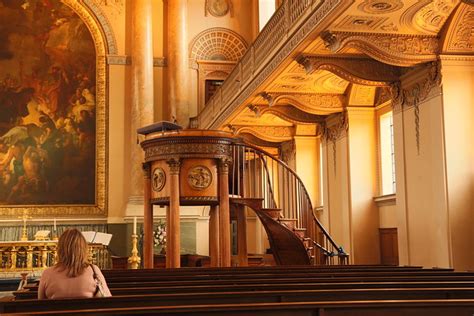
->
191 0 350 130
0 241 110 271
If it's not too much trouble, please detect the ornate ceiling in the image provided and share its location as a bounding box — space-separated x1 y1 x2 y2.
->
221 0 473 148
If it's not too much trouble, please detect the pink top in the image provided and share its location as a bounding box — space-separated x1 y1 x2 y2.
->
38 264 112 299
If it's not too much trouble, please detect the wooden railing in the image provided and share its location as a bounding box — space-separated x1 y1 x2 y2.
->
230 142 348 265
190 0 338 130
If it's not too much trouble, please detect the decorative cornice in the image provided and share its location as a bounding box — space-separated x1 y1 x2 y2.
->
258 105 326 125
234 126 295 142
297 54 401 86
321 31 438 67
269 93 345 115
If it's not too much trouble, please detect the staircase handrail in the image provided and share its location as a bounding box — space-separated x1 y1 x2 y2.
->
232 140 344 254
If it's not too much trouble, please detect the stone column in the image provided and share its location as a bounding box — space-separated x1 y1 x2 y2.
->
166 158 181 268
167 0 190 125
143 163 154 268
218 158 231 267
209 205 220 267
128 0 154 212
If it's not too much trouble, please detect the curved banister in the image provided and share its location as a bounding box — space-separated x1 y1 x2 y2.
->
230 140 348 264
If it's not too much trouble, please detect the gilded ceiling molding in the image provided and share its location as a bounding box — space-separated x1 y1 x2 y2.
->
233 126 295 142
390 61 442 154
82 0 118 54
268 93 345 115
401 0 459 35
357 0 404 14
321 31 438 67
322 111 348 175
441 3 474 53
297 54 401 86
249 104 327 125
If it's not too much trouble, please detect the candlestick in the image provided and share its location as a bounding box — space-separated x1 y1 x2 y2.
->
133 216 137 235
128 234 141 269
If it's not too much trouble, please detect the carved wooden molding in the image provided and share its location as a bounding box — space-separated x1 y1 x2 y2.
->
297 54 401 86
321 31 438 67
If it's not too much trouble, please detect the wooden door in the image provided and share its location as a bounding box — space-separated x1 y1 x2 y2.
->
379 228 399 265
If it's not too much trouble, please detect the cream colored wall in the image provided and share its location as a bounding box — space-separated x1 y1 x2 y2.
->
324 135 352 259
395 86 451 268
295 136 320 206
347 108 380 264
440 57 474 270
379 205 397 228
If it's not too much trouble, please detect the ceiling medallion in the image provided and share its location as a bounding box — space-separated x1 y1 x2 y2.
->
205 0 231 17
358 0 404 14
152 167 166 192
187 166 212 190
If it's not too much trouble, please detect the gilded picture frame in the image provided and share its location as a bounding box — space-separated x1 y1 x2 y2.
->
0 0 108 218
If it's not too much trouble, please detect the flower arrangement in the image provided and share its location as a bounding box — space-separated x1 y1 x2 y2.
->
153 221 166 247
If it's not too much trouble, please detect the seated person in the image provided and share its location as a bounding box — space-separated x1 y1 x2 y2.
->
38 228 112 299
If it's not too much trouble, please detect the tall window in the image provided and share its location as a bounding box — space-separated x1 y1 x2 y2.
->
319 142 324 206
258 0 276 31
379 111 396 195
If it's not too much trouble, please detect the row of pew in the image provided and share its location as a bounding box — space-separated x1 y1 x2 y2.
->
1 265 474 315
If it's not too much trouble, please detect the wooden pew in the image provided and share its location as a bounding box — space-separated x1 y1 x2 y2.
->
3 287 474 314
5 299 473 316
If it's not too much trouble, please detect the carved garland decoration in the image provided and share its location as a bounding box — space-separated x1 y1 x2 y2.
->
322 111 348 175
390 61 442 155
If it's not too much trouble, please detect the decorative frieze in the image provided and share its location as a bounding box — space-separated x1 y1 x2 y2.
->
321 31 438 67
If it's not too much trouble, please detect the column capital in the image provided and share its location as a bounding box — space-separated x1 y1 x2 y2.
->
166 158 181 175
218 157 232 174
142 162 151 179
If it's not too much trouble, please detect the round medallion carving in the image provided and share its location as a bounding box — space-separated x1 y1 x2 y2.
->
187 166 212 190
207 0 230 17
358 0 403 14
152 167 166 192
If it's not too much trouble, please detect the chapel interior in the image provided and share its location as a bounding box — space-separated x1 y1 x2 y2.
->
0 0 473 313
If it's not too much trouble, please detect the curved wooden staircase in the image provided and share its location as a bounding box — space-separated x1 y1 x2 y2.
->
229 142 348 266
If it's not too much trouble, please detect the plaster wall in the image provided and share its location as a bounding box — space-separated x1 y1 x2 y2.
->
398 89 451 268
347 108 380 264
441 58 474 270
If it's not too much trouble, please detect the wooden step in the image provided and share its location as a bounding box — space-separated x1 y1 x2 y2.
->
278 218 297 229
293 228 307 239
259 208 282 220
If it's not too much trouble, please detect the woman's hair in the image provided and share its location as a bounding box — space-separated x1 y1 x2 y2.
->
56 228 89 277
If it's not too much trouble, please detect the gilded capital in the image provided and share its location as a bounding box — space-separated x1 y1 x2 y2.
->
142 162 151 179
218 157 232 174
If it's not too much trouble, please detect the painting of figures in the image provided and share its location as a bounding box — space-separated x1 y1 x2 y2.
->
0 0 96 205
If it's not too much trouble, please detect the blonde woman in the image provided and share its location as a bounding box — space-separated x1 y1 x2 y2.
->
38 228 112 299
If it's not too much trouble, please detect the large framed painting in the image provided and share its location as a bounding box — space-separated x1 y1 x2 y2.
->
0 0 107 217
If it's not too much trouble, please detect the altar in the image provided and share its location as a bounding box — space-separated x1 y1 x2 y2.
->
0 241 110 271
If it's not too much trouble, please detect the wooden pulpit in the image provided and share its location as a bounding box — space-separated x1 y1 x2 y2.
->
139 122 235 268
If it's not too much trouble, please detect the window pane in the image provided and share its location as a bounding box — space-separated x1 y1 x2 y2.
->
380 111 396 195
